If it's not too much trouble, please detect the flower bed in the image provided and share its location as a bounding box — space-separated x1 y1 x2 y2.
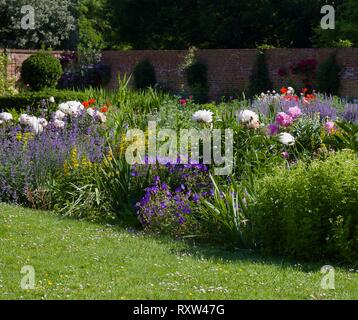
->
0 84 357 263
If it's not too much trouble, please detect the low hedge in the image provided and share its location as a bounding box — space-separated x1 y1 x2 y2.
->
249 150 358 264
0 89 89 111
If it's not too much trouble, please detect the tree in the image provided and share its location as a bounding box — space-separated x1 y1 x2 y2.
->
0 0 75 49
313 0 357 47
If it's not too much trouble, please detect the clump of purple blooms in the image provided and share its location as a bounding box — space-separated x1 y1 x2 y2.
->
0 115 106 204
134 160 213 235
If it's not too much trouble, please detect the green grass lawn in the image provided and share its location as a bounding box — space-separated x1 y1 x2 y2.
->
0 203 357 300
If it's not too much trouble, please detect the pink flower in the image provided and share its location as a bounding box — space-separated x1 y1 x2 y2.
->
267 124 279 136
325 121 336 134
179 98 187 106
288 106 302 119
276 112 293 127
281 151 289 159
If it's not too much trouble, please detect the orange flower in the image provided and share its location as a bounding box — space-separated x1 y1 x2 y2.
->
82 101 90 108
100 106 109 113
281 87 288 94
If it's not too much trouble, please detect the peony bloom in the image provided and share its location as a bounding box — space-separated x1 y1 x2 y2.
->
53 119 65 129
288 106 302 119
281 151 289 159
38 118 48 128
54 110 66 121
276 112 293 127
281 87 288 94
325 121 336 134
248 119 260 130
179 98 187 106
87 108 96 117
96 112 107 123
239 110 258 123
88 98 96 105
192 110 214 123
0 112 13 122
278 132 295 146
267 123 279 136
19 114 31 125
59 101 84 117
49 96 55 103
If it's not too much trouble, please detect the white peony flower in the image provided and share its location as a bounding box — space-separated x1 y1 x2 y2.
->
49 96 55 103
54 110 66 121
0 112 13 122
278 132 295 146
96 112 107 123
59 101 84 117
192 110 214 123
19 114 31 125
38 118 48 128
53 119 65 129
0 120 3 125
87 108 96 117
238 109 259 124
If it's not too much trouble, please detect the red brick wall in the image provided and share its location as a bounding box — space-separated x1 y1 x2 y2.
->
4 48 358 98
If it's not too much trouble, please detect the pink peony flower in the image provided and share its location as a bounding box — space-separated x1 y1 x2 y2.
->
276 112 293 127
179 98 187 106
281 151 289 159
267 123 279 136
325 121 336 134
288 106 302 119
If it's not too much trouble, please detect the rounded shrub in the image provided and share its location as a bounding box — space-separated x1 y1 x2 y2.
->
21 53 63 91
133 59 157 89
249 151 358 264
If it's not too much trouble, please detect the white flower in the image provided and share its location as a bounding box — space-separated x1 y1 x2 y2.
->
0 120 3 125
0 112 13 122
19 114 47 134
192 110 214 123
278 132 295 146
238 110 259 124
49 96 55 103
54 110 66 121
53 119 65 129
87 108 96 117
19 114 31 125
96 112 107 123
38 118 48 128
58 101 84 117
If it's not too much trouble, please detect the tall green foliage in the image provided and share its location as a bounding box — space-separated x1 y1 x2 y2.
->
316 53 341 95
248 51 272 98
0 52 16 96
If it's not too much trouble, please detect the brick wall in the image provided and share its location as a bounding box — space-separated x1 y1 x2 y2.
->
102 48 358 98
3 48 358 98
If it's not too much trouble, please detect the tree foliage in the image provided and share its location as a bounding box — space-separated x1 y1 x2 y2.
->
0 0 76 49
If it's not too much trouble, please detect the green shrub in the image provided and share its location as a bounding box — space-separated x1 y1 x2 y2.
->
248 50 272 98
0 89 89 112
21 53 63 91
133 59 157 89
249 151 358 264
0 53 16 96
316 53 341 95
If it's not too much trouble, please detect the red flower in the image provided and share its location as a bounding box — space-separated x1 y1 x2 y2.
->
281 87 288 94
88 98 96 105
179 98 187 106
82 101 90 108
100 107 109 113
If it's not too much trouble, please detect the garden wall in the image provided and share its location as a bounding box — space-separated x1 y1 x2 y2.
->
4 48 358 98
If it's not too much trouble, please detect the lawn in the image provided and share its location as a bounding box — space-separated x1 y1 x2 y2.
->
0 204 357 300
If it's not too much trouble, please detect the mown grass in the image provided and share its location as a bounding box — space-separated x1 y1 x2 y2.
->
0 203 357 300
